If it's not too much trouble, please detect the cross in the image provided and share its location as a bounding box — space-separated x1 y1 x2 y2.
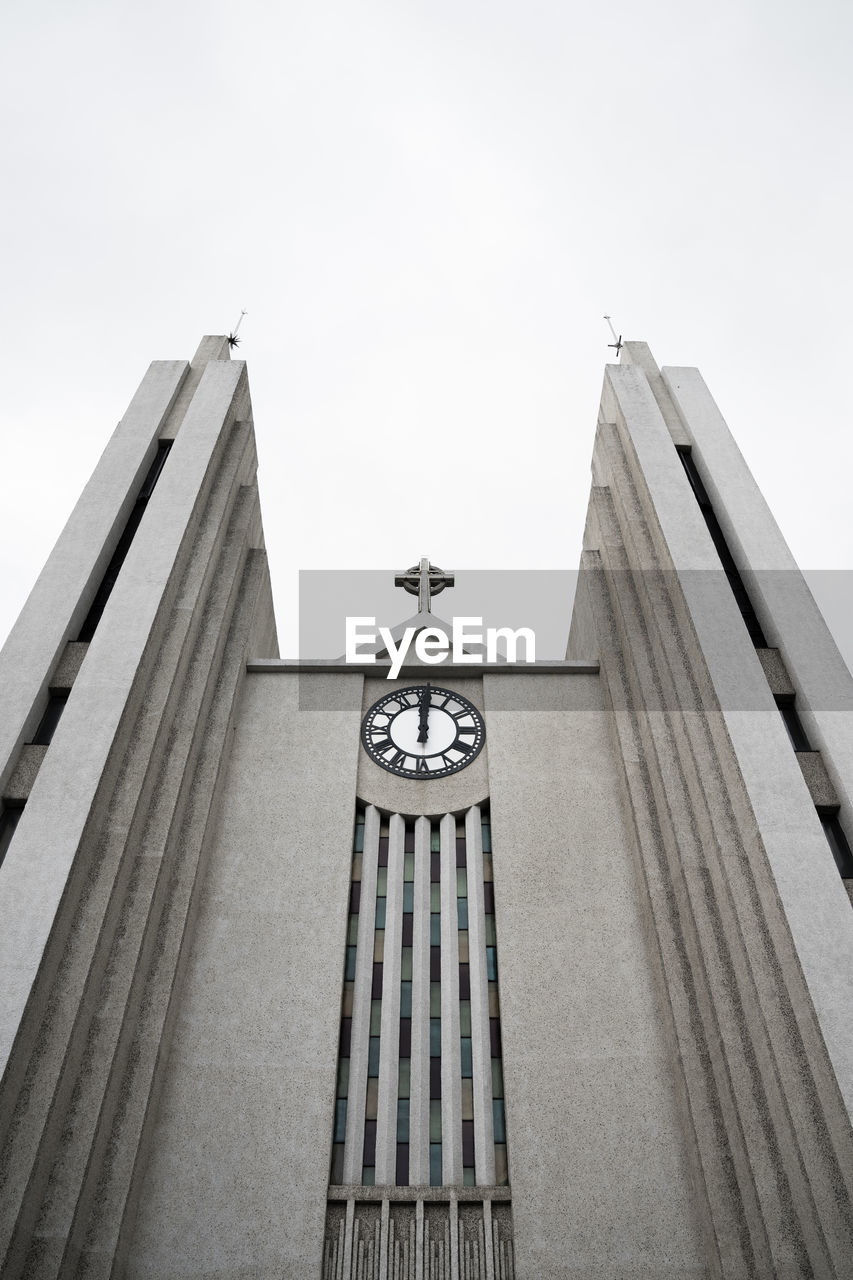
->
394 557 455 613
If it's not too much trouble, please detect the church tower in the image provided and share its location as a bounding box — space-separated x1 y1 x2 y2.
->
0 337 852 1279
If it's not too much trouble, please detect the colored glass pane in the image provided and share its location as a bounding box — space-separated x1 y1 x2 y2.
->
354 822 364 852
371 963 383 998
362 1166 375 1186
370 999 382 1034
462 1119 475 1165
430 913 441 945
403 850 414 880
397 1097 410 1141
482 852 493 881
400 980 412 1017
457 930 469 963
342 981 354 1016
491 1059 504 1099
330 1143 344 1184
430 1057 441 1099
430 1018 441 1056
461 1078 474 1121
340 1018 352 1056
485 915 497 945
493 1098 506 1142
404 827 415 854
375 898 386 929
401 948 413 980
430 947 441 981
399 1018 411 1056
456 868 467 896
430 884 441 912
336 1057 349 1098
377 867 388 897
483 883 495 914
488 982 500 1016
463 1167 475 1186
344 947 357 981
430 829 441 853
461 1038 473 1077
457 899 468 930
401 913 413 945
481 824 491 853
398 1059 410 1098
349 883 361 914
459 964 470 999
373 929 385 960
494 1144 508 1186
459 1000 471 1036
367 1037 380 1077
402 882 414 912
396 1143 409 1187
429 1144 442 1186
333 1098 347 1142
430 982 441 1016
489 1018 502 1058
486 947 497 980
378 837 389 866
366 1078 379 1119
429 1100 442 1141
347 915 359 945
351 851 363 881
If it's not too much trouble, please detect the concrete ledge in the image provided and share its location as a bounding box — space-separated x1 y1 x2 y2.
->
326 1186 512 1202
51 642 89 692
796 751 840 810
756 648 795 698
4 745 48 803
247 659 599 675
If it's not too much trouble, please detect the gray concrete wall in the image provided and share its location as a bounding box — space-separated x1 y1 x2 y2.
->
126 672 364 1280
485 672 706 1280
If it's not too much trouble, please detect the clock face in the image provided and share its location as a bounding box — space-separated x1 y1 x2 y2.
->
361 685 485 779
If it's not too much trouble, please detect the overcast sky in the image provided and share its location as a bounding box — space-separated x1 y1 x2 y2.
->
2 0 852 660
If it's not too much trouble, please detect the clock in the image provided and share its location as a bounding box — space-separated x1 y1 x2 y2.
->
361 684 485 779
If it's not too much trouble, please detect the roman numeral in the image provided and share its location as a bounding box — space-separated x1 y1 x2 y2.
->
415 756 430 773
390 750 408 769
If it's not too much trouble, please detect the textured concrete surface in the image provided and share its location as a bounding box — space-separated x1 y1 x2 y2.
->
126 673 364 1280
0 358 187 796
660 362 853 1122
485 672 705 1279
796 750 840 810
3 745 47 802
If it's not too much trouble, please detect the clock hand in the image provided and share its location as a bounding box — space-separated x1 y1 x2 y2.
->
417 682 431 743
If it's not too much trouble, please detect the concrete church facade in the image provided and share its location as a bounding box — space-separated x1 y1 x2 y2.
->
1 336 852 1279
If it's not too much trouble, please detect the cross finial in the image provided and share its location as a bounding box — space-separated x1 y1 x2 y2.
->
394 557 455 613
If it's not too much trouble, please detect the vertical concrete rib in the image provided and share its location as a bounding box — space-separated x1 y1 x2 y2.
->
344 805 380 1183
465 807 496 1186
440 812 463 1185
409 816 431 1185
376 814 405 1184
0 358 188 797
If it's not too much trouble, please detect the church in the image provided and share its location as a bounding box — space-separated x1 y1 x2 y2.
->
1 335 852 1279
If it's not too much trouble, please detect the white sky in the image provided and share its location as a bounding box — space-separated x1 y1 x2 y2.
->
2 0 852 660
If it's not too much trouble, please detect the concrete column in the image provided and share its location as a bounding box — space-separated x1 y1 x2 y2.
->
376 814 405 1184
0 357 245 1078
409 816 431 1185
440 812 463 1185
652 363 853 1122
344 805 380 1183
465 806 496 1186
0 357 188 794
